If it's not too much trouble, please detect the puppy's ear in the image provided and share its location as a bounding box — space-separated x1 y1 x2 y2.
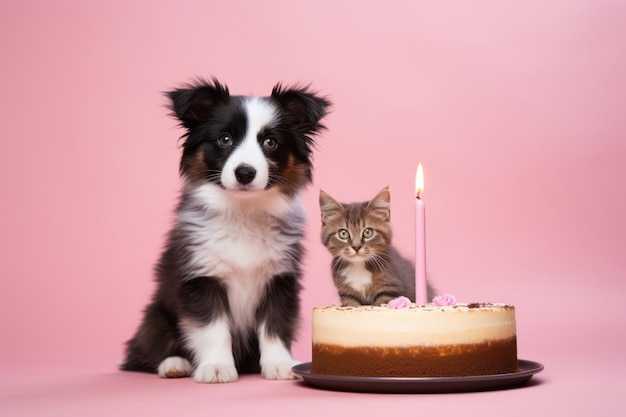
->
166 78 230 128
271 83 331 134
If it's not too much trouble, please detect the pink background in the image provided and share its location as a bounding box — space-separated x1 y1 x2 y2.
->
2 0 625 415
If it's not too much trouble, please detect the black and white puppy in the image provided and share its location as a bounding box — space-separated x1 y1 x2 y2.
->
121 79 330 383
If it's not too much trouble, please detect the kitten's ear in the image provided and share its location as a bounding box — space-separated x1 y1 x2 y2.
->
367 187 391 221
319 190 344 225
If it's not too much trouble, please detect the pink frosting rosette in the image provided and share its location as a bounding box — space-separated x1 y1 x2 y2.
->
387 296 412 309
432 293 457 306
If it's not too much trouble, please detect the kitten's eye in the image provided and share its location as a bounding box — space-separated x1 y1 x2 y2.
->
337 229 350 240
218 134 233 148
263 137 278 151
362 228 374 239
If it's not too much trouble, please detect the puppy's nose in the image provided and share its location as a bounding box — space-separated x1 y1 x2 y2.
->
235 164 256 185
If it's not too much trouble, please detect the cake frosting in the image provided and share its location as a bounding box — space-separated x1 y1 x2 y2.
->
311 302 518 377
387 295 412 309
432 293 457 306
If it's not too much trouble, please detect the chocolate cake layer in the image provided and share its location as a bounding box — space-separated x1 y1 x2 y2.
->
312 336 518 377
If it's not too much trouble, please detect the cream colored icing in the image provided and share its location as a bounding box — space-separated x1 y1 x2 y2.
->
312 303 516 347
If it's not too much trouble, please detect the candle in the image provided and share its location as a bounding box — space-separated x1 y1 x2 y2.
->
415 163 427 305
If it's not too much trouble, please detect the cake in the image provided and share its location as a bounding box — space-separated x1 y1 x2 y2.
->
311 299 518 378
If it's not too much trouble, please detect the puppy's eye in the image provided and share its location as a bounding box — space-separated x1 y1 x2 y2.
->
337 229 350 240
218 134 233 148
263 137 278 151
362 228 374 239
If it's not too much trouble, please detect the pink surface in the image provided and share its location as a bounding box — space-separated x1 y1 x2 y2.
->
1 0 625 415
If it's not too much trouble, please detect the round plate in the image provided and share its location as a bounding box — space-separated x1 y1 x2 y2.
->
292 359 544 394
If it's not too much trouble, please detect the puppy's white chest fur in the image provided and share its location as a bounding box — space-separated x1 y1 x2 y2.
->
179 184 305 330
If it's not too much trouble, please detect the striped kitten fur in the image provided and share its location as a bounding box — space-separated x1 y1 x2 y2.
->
319 187 434 306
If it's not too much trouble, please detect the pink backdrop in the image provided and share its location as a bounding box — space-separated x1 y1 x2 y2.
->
2 0 626 415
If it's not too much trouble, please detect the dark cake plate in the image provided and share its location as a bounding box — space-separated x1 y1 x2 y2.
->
292 359 543 394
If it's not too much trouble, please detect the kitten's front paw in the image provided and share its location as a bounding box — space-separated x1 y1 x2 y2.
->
262 359 301 380
193 363 238 384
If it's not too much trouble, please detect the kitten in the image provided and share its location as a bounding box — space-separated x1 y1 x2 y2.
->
319 187 434 306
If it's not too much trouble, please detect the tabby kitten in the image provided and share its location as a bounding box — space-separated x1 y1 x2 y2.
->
319 187 434 306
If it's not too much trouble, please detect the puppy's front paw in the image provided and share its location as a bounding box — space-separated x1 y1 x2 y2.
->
157 356 192 378
193 363 238 384
262 359 301 380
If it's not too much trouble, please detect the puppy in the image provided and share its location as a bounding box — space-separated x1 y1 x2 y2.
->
121 78 330 383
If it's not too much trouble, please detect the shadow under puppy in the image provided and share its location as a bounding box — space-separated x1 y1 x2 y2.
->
121 78 330 383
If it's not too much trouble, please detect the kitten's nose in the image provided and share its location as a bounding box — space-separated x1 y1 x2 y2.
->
235 164 256 185
352 245 362 253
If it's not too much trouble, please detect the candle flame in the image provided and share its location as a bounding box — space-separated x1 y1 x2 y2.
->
415 163 424 198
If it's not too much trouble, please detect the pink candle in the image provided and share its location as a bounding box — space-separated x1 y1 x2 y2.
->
415 163 427 305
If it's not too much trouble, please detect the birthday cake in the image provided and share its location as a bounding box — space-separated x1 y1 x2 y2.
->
311 297 518 377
